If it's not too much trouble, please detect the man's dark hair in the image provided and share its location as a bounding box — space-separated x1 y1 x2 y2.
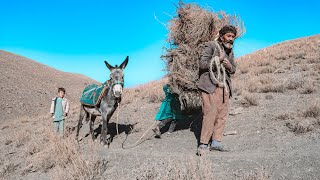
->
219 25 237 37
58 87 66 93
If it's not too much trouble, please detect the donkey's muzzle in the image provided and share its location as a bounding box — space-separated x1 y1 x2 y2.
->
113 84 123 98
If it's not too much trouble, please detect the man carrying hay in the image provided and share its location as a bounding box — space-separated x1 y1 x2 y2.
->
196 25 237 155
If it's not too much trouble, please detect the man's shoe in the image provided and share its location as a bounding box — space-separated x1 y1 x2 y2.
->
196 144 208 156
209 145 230 152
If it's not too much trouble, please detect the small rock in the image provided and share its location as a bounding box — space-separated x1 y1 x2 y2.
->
223 130 238 136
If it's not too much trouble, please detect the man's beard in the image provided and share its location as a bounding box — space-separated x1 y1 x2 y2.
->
222 41 233 49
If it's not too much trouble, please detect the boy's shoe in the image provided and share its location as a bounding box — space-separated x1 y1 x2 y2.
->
168 121 177 134
196 144 208 156
152 126 161 138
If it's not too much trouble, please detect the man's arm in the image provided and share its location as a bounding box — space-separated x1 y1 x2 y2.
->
224 53 236 74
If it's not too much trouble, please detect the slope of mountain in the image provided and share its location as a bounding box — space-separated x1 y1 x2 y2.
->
0 50 98 120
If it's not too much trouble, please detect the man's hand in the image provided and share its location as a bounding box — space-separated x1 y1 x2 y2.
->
222 59 232 70
219 52 225 62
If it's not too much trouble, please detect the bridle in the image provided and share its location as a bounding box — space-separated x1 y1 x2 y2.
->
109 77 124 98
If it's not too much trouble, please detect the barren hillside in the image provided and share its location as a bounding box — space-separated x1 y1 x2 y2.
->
0 50 98 120
0 35 319 180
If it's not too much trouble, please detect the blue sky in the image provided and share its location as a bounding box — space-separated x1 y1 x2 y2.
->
1 0 319 87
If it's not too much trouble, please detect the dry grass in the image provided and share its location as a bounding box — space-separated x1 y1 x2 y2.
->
241 92 259 107
246 76 285 93
133 156 214 180
236 168 270 180
254 66 276 75
298 80 317 94
259 83 285 93
0 163 19 179
286 118 315 134
122 79 166 105
285 76 304 90
21 125 108 180
301 103 320 118
275 112 295 120
265 94 273 100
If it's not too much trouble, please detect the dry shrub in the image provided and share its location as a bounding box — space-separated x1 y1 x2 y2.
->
313 64 320 71
293 51 306 60
134 157 213 180
10 130 31 148
274 68 286 74
247 76 285 93
237 63 250 74
233 85 243 96
236 168 270 180
23 127 108 180
4 139 12 145
259 83 285 93
241 92 259 107
286 76 304 90
300 64 308 71
275 112 295 120
257 75 273 85
256 60 271 67
0 163 19 178
162 1 245 111
302 103 320 118
1 125 9 130
247 77 260 93
274 54 288 61
287 119 315 134
240 66 249 74
298 80 316 94
307 57 319 64
254 66 275 75
265 94 273 100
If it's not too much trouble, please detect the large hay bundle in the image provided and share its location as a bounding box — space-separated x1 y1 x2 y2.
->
162 1 245 112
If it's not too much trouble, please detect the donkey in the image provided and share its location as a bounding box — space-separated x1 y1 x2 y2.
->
75 56 128 146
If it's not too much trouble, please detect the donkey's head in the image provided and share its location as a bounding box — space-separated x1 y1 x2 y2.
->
104 56 129 98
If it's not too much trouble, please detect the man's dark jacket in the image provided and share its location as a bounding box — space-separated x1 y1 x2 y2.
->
196 41 236 97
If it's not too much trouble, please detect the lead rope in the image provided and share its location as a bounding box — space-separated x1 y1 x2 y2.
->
121 121 157 149
209 41 229 102
116 102 120 136
115 100 157 149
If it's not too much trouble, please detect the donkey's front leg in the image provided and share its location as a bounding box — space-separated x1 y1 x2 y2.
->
100 113 109 146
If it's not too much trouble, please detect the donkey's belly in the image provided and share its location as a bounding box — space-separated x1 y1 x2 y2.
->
83 106 101 116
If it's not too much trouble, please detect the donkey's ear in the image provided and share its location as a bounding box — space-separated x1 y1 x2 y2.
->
119 56 129 69
104 61 115 71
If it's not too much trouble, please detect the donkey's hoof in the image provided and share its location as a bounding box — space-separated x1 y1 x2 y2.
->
104 144 108 148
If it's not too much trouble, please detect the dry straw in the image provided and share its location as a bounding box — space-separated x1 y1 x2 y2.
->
162 1 245 112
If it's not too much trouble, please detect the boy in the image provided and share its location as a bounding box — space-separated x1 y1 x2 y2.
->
50 87 70 137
